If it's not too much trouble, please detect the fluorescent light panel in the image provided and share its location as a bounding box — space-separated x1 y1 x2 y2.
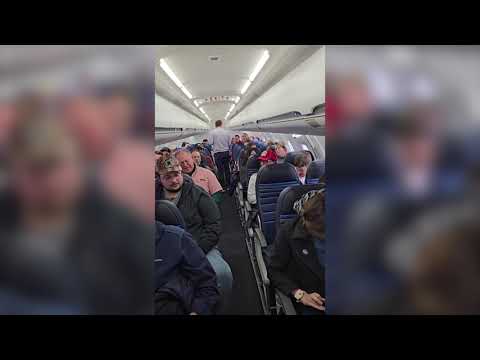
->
159 58 193 100
240 80 251 95
249 50 270 82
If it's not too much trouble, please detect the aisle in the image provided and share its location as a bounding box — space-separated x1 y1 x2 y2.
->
218 194 263 315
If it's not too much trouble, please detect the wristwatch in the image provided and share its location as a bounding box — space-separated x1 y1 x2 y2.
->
293 289 305 303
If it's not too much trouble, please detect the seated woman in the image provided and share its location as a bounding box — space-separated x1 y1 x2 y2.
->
292 152 312 184
155 222 220 315
268 190 326 315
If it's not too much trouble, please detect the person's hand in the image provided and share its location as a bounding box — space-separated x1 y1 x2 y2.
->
190 312 198 315
300 292 325 311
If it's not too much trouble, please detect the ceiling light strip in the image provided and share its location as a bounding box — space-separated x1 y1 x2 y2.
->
159 58 193 100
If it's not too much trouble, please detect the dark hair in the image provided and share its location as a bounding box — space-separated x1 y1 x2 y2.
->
409 219 480 314
215 120 222 127
303 192 325 239
293 153 310 168
202 139 208 142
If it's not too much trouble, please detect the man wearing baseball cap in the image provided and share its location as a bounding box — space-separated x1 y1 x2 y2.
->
156 156 233 308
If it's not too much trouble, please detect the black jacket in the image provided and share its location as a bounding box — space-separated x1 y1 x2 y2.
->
268 217 325 306
155 222 219 315
156 175 221 254
0 185 152 315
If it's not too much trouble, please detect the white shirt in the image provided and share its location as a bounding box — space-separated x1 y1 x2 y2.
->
247 173 257 205
207 127 232 154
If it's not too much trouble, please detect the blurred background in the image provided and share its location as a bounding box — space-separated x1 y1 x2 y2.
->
327 46 480 314
0 46 156 314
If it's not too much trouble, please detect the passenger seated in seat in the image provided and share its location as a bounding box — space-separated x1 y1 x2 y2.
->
155 157 233 306
175 149 223 205
292 153 312 184
155 222 220 315
247 149 277 205
191 149 215 173
274 142 289 164
268 190 326 315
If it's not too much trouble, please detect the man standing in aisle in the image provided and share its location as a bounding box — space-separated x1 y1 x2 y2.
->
207 120 232 190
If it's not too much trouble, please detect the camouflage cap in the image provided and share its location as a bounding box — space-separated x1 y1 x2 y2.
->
157 156 182 175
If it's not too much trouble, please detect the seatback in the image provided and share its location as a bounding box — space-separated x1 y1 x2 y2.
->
155 200 186 229
306 160 326 184
276 184 324 231
255 163 301 244
246 155 261 183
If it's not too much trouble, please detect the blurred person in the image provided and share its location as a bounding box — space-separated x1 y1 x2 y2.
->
191 149 215 173
247 150 277 206
385 109 442 198
202 139 212 153
155 157 233 307
0 98 18 189
174 150 223 205
0 116 151 314
241 133 250 145
274 142 288 164
191 149 203 167
64 85 155 222
268 190 326 315
382 202 480 314
292 153 311 184
155 222 220 315
327 71 374 138
207 120 232 190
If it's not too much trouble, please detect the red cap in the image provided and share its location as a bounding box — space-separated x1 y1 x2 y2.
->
258 149 278 162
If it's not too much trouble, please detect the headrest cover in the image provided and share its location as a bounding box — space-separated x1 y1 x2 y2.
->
256 162 299 184
155 200 186 228
306 160 326 179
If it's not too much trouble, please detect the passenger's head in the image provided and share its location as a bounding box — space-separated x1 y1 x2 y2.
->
257 149 277 166
293 153 311 179
181 142 189 148
191 150 202 166
157 157 183 192
235 135 240 143
275 142 288 159
241 133 250 144
300 191 325 239
175 149 195 174
390 111 439 171
215 120 223 128
7 116 85 214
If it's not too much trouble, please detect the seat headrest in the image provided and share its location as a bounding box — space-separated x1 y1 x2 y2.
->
155 200 186 228
306 160 325 180
246 155 260 171
277 184 325 215
256 162 299 184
